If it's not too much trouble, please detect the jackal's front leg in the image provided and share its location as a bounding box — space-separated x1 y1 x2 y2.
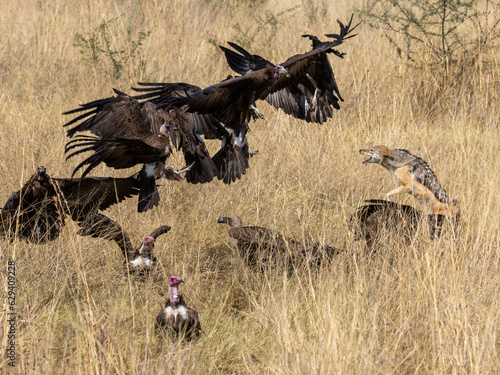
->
385 185 412 201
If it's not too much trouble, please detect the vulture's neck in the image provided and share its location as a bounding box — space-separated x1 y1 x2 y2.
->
169 285 180 303
229 215 243 228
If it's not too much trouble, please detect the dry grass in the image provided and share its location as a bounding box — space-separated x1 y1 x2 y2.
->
0 0 499 373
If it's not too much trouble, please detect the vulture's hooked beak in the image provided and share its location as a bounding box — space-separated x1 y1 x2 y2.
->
274 65 289 78
217 217 228 224
161 124 178 136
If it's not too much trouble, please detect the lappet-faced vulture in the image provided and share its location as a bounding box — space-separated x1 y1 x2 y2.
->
77 213 171 274
350 199 447 249
219 15 359 124
217 214 340 271
161 41 357 179
156 276 201 342
132 81 257 184
0 166 140 243
63 89 221 212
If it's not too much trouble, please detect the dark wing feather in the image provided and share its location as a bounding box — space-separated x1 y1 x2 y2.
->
324 14 360 43
65 135 169 178
63 89 155 139
185 307 201 339
228 226 289 249
53 176 140 218
148 225 171 240
77 213 135 258
219 42 273 75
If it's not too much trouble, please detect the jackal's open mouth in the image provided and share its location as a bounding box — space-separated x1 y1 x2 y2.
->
359 150 372 163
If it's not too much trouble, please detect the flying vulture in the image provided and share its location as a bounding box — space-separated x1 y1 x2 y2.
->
132 81 256 184
217 214 340 271
219 15 359 124
350 199 448 249
162 35 359 156
64 89 206 212
156 276 201 342
77 213 171 274
0 166 140 243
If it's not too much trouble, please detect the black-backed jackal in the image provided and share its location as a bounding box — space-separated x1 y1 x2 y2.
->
359 146 460 218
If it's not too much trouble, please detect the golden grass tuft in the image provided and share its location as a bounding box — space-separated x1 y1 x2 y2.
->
1 0 499 373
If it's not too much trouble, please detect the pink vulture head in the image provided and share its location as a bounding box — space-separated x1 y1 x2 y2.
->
273 65 289 78
168 275 184 302
139 236 155 253
160 124 177 138
168 275 184 287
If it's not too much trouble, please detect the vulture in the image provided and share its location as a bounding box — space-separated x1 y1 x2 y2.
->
77 213 171 274
350 199 448 249
131 81 255 184
156 276 201 342
64 89 205 212
217 214 340 271
0 166 140 243
219 15 359 124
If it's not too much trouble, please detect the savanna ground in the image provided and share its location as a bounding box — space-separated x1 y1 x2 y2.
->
0 0 499 373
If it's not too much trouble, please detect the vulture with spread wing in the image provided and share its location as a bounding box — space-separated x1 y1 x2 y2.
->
0 166 140 243
64 89 207 212
219 15 359 124
350 199 448 249
131 81 255 184
163 35 357 136
217 214 340 271
77 213 171 274
156 276 201 342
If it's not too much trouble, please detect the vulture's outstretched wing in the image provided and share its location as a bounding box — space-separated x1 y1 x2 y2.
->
148 225 171 240
77 213 135 258
63 89 160 139
52 175 140 217
132 82 228 140
219 42 273 76
65 135 171 178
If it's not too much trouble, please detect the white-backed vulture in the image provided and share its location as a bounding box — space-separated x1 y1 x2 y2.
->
217 214 340 271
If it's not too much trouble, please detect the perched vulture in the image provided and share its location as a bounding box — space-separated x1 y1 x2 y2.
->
219 15 359 124
217 214 340 271
0 166 140 243
132 81 255 184
77 213 171 274
156 276 201 342
350 199 448 249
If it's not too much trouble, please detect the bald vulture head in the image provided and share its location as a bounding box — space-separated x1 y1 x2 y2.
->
156 275 201 341
129 235 157 271
217 214 243 228
168 275 184 302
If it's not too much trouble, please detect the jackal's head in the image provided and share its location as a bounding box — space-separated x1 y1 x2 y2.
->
359 146 392 164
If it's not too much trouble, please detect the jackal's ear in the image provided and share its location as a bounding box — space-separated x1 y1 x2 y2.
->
379 146 393 158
